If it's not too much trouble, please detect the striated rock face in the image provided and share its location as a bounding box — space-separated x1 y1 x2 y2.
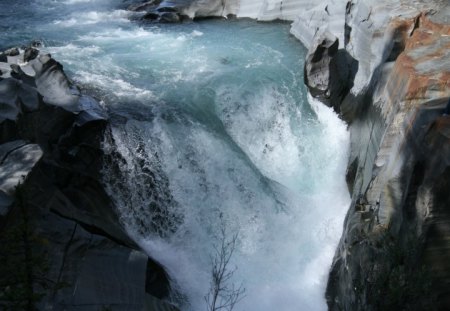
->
322 2 450 310
0 48 177 311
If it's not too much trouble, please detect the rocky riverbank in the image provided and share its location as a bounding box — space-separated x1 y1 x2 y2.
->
0 47 177 310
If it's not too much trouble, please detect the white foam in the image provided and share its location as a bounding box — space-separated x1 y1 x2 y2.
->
47 43 101 56
53 10 131 27
191 30 204 37
104 91 350 311
74 71 154 101
39 12 351 311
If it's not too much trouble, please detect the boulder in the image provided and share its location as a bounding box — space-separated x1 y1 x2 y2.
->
23 47 39 62
304 31 353 112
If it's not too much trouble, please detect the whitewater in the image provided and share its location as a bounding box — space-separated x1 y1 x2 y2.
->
0 0 350 310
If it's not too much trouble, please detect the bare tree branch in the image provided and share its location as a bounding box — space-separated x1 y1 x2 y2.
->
205 225 245 311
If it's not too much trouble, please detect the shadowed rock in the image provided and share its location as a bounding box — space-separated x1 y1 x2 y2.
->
0 46 177 311
304 31 356 114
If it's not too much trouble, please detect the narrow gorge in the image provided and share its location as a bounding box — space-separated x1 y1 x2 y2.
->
0 0 448 311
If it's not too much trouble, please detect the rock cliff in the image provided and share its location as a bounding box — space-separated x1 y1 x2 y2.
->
293 0 449 309
321 3 450 310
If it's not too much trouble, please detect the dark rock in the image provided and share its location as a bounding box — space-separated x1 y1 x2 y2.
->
0 120 19 143
128 0 163 12
76 95 108 126
0 192 156 311
24 47 39 62
304 31 340 100
0 47 174 311
146 258 171 299
159 12 180 23
143 12 160 20
3 47 19 56
0 53 6 62
10 63 36 86
0 79 25 120
304 31 355 113
31 40 43 48
157 6 178 12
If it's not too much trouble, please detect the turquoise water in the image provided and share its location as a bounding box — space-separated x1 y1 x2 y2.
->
1 1 350 310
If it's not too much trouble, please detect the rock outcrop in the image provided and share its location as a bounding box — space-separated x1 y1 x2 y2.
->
306 1 450 310
0 47 177 311
304 31 355 112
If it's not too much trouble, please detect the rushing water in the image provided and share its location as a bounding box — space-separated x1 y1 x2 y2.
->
1 0 350 310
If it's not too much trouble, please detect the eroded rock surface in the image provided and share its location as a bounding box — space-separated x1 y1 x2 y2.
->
304 31 355 112
323 3 450 310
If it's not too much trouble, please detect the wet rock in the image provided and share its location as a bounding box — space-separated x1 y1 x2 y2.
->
0 141 42 216
143 12 160 20
304 31 353 113
0 46 176 310
0 45 176 311
32 54 81 112
160 12 181 22
24 47 39 62
128 0 163 12
3 47 19 56
10 63 36 86
157 6 179 13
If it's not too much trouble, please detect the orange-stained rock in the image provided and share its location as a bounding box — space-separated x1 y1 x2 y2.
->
327 3 450 310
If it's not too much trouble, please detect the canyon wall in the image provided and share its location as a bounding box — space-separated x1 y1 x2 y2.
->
297 0 449 309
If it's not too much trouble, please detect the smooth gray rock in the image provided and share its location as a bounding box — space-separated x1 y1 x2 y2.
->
31 54 81 112
0 142 42 195
0 141 42 215
76 95 108 126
